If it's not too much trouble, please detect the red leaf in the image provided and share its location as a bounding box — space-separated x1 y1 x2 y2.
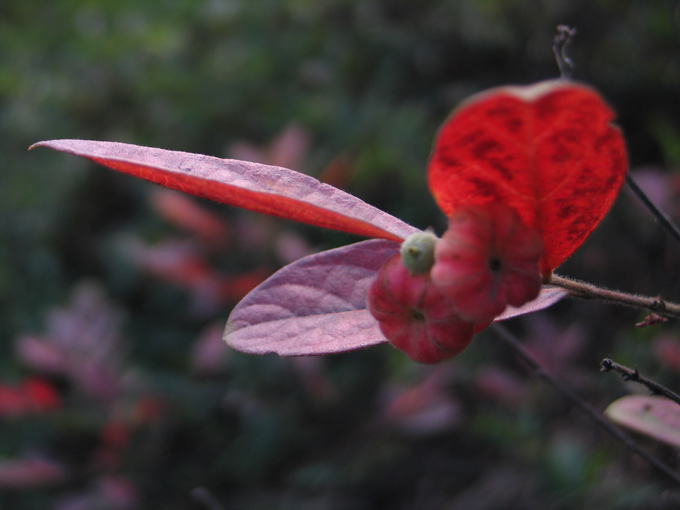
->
22 378 61 412
225 239 566 357
31 139 418 242
149 189 231 246
225 239 399 356
428 80 628 274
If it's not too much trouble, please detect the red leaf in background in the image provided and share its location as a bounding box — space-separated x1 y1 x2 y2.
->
123 236 270 315
14 281 126 402
229 122 311 169
653 335 680 373
150 189 231 247
31 139 418 242
318 152 355 190
428 80 628 274
124 238 215 288
0 457 69 489
23 378 62 413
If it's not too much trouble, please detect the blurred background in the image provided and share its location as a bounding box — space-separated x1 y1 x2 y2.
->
2 0 680 508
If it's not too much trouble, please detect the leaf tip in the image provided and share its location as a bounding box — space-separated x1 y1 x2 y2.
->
28 139 76 153
28 141 47 151
221 321 237 347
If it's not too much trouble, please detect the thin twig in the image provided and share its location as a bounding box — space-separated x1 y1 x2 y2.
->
601 357 680 407
550 274 680 319
553 25 576 79
626 173 680 246
492 324 680 487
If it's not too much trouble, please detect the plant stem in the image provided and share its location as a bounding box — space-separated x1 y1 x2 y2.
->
549 274 680 319
492 324 680 487
626 173 680 246
600 358 680 406
553 25 576 79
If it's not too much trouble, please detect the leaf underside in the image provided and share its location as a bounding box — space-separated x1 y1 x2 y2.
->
495 286 566 321
605 395 680 448
225 239 400 356
31 139 419 242
225 239 568 357
428 80 628 274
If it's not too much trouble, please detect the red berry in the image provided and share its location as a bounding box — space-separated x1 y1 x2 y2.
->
432 202 542 323
368 254 476 364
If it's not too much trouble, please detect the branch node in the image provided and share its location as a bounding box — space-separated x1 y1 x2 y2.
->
651 296 668 315
600 356 680 406
635 312 668 328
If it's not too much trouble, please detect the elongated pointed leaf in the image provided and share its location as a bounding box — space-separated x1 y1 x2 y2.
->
429 80 628 274
225 239 399 356
31 139 418 242
225 240 567 357
605 395 680 448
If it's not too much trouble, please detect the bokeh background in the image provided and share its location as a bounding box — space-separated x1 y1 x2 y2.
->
2 1 680 509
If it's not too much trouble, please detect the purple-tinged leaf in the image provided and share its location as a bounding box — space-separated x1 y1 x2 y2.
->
495 286 567 321
225 238 567 358
30 139 419 242
605 395 680 448
225 239 398 356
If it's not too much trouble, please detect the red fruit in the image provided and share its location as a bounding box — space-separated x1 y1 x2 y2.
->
368 255 476 364
432 202 542 323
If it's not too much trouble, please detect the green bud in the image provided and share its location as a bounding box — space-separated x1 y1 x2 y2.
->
400 230 438 275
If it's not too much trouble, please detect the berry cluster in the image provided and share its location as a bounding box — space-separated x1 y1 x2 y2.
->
368 202 543 363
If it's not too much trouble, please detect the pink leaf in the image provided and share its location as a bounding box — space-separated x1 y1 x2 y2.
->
605 395 680 448
0 456 69 489
31 139 418 241
149 189 231 246
225 239 399 356
494 286 567 321
225 239 566 357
